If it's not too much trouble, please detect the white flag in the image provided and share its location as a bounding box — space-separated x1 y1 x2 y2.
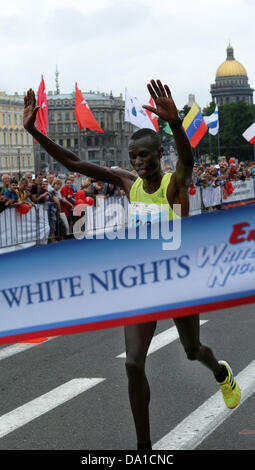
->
124 89 155 130
204 106 219 136
242 122 255 144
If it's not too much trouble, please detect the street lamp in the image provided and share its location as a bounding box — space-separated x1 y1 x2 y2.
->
17 147 22 180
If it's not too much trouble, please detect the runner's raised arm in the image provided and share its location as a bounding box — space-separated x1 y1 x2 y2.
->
142 79 194 189
23 88 136 191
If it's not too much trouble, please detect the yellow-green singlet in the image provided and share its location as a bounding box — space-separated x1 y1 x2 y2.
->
128 173 174 226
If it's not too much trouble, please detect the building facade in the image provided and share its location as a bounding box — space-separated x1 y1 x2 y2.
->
0 92 35 176
210 44 253 105
35 90 135 174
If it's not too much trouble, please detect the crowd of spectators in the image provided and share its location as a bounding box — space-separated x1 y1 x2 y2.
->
191 158 255 188
0 158 255 243
0 171 125 242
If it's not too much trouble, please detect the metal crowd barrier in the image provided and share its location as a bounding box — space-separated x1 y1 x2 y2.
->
0 179 254 252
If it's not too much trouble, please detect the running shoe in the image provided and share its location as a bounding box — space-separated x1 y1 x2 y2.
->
217 360 241 409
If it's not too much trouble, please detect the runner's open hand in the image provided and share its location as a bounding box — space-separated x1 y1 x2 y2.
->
143 80 179 125
23 89 40 132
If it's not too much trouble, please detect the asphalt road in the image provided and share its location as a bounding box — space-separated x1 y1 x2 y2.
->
0 303 254 451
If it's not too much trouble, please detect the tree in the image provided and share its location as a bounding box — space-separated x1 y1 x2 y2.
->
199 101 255 161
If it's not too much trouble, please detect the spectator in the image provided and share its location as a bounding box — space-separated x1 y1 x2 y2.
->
81 177 94 198
93 181 105 196
4 178 19 206
37 180 53 204
46 174 55 192
30 173 43 203
1 174 10 192
229 162 238 180
60 177 75 230
68 173 77 194
16 177 33 206
48 178 63 209
25 173 33 184
0 192 7 213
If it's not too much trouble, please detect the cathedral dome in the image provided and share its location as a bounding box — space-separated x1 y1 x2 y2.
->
216 44 247 77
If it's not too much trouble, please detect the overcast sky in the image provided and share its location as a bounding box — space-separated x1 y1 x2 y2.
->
1 0 254 110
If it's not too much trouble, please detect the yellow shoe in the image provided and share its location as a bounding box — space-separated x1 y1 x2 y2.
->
217 360 241 409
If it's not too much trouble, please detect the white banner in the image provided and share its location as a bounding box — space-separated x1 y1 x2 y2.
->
1 204 255 343
202 186 221 208
222 180 255 204
0 206 50 253
189 188 202 215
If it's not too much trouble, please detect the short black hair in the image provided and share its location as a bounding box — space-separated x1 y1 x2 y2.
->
10 178 18 184
130 128 161 149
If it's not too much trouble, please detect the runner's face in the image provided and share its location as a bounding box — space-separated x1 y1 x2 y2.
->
128 136 162 178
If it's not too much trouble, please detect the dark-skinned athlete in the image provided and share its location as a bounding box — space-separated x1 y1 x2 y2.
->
23 80 240 450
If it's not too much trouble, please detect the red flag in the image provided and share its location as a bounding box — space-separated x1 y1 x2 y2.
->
36 75 48 135
145 96 159 132
75 83 104 133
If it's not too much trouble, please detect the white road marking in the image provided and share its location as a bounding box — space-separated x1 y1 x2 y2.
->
0 337 55 361
117 320 208 358
0 378 105 439
153 360 255 450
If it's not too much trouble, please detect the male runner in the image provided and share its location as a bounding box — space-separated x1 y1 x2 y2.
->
23 80 240 450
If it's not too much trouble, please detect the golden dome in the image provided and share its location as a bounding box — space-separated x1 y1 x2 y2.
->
216 60 247 77
216 44 247 78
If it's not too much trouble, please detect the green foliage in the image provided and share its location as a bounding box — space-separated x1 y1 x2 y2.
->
158 117 174 155
199 101 255 161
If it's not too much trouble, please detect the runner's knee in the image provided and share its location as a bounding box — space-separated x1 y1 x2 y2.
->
125 358 145 378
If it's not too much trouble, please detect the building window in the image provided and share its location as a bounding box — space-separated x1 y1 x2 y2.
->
67 139 71 147
8 114 11 124
49 112 55 121
15 133 18 145
65 112 70 120
3 132 7 145
88 151 96 160
41 153 45 161
27 156 31 167
2 113 6 124
59 139 63 146
14 114 17 124
57 123 63 132
9 133 12 145
21 133 24 145
57 113 62 121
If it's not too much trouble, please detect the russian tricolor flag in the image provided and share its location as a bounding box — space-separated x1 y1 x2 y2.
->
183 103 208 148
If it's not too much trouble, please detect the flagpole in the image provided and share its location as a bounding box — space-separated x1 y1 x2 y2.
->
209 133 212 162
217 129 221 158
78 128 81 160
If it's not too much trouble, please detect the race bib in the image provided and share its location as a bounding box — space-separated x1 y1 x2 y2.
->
128 202 169 228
